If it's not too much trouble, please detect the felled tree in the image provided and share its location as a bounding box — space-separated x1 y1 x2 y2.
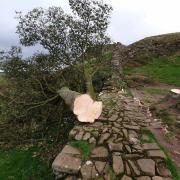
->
16 0 112 122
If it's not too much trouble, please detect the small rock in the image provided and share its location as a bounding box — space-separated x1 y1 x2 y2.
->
122 128 128 139
123 124 140 131
125 145 131 153
112 155 124 175
90 122 103 127
62 145 81 156
136 176 151 180
81 163 98 179
91 131 99 138
129 137 139 145
69 129 77 138
109 114 118 121
117 118 123 122
83 126 94 131
121 175 133 180
98 133 110 144
83 132 91 140
129 130 138 137
75 131 84 140
114 137 123 143
113 122 121 128
128 160 140 176
112 127 121 134
89 137 96 145
125 162 131 175
65 176 77 180
108 142 123 152
133 144 142 150
95 161 109 174
91 147 108 158
52 153 81 174
137 159 155 176
107 137 116 143
124 154 143 159
102 127 109 133
147 150 166 159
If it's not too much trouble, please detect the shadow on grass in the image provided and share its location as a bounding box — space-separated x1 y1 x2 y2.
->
0 147 53 180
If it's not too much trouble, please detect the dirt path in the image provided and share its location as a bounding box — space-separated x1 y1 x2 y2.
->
131 88 180 170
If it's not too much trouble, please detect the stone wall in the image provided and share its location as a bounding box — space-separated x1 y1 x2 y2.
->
114 33 180 66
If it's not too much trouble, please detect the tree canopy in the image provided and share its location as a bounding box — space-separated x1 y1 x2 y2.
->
16 0 112 67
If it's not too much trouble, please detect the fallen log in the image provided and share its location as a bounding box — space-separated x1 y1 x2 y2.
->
57 87 102 123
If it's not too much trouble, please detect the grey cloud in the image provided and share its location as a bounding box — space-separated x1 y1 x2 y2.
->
0 0 179 57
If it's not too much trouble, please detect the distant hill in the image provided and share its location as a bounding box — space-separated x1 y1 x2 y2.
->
120 32 180 66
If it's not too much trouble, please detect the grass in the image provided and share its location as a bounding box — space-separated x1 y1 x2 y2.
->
0 75 8 87
141 87 169 96
0 147 53 180
142 129 180 180
124 55 180 86
69 140 92 160
157 110 175 127
123 88 133 97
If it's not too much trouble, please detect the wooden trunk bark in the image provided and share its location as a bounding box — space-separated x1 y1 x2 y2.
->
57 87 102 123
84 69 96 100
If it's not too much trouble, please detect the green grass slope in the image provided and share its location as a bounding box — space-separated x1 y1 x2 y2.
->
125 54 180 86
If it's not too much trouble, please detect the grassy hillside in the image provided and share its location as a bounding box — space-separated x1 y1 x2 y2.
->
125 54 180 86
130 32 180 46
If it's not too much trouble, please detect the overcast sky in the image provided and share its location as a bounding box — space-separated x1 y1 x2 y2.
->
0 0 180 57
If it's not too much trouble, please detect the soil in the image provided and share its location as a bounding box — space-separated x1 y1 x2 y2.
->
131 83 180 170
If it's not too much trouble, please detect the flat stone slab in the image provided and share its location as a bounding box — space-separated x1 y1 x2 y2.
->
95 161 109 174
128 160 140 176
152 176 164 180
81 162 98 179
61 145 81 156
123 124 140 131
52 153 81 174
108 142 123 152
121 175 133 180
137 159 155 176
113 155 124 175
98 133 110 144
91 147 108 158
147 150 166 159
136 176 151 180
143 143 160 150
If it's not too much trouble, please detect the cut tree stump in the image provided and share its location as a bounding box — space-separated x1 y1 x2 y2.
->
169 89 180 99
57 87 102 123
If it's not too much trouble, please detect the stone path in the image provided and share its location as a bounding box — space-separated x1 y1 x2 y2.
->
52 89 172 180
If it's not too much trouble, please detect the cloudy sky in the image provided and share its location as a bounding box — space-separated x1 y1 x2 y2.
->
0 0 180 57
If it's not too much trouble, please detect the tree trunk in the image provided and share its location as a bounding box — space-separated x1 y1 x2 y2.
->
57 87 102 123
84 69 96 100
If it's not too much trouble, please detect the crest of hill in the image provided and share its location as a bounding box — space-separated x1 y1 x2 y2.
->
123 32 180 66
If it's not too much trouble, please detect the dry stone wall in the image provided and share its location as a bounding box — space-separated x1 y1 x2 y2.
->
52 89 172 180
